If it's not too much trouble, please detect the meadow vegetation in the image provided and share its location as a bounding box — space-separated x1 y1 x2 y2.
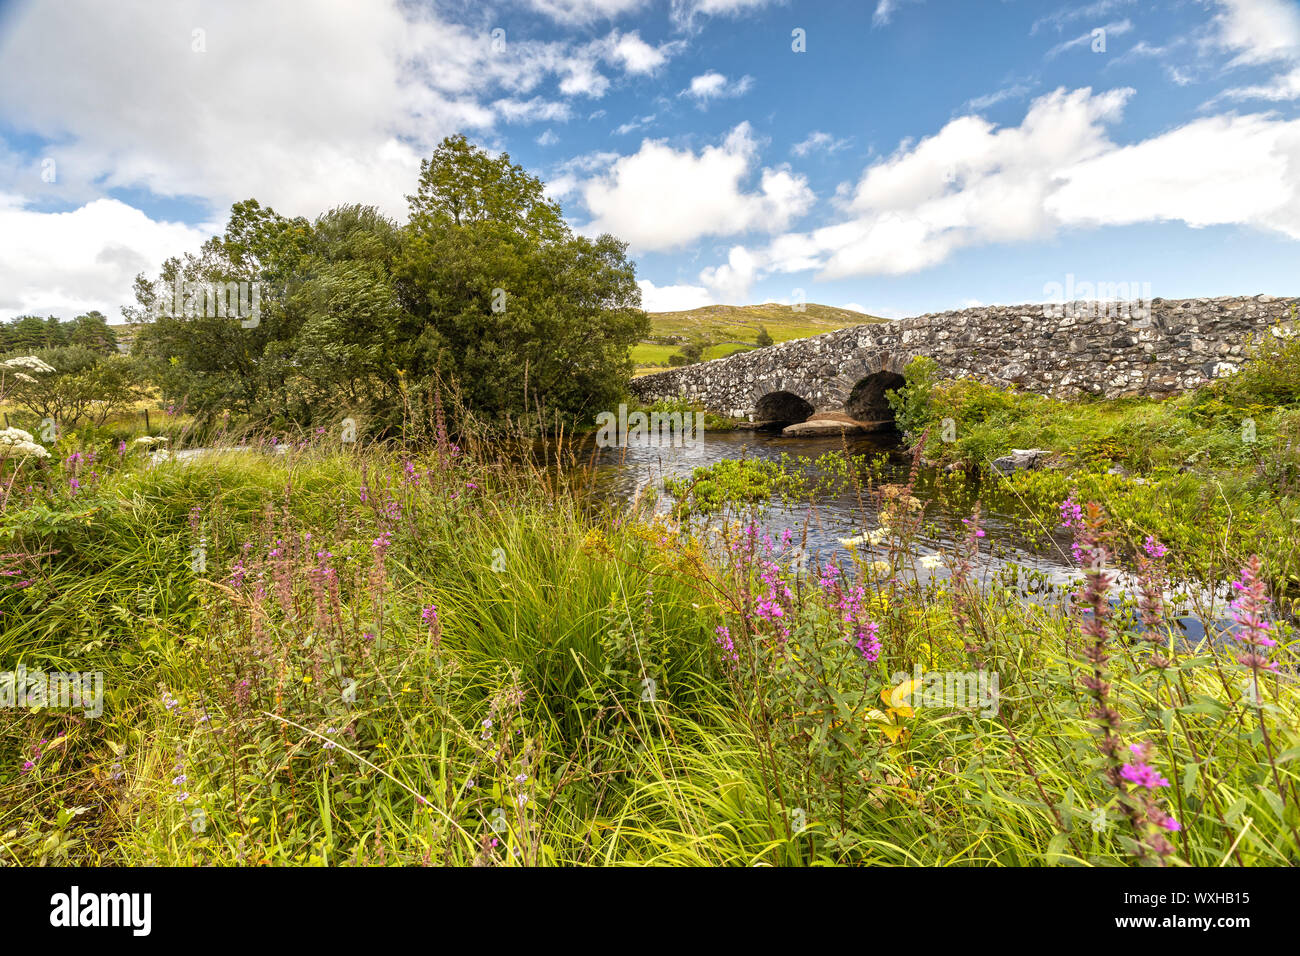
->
1 393 1296 865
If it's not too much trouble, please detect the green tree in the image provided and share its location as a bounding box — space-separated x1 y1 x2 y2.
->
756 326 774 347
9 346 144 427
394 135 646 429
69 311 118 353
6 316 51 353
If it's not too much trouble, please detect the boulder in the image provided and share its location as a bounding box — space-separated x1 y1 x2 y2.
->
782 418 867 437
990 448 1051 474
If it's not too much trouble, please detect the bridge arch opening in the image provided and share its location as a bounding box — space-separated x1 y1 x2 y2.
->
754 391 814 429
845 370 906 425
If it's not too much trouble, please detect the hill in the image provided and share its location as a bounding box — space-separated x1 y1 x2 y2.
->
632 302 887 375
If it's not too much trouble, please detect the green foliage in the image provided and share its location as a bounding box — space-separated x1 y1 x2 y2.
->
664 457 802 515
2 441 1297 866
887 355 941 439
7 347 145 428
130 138 648 434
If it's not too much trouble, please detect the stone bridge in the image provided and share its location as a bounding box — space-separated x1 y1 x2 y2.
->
629 295 1298 429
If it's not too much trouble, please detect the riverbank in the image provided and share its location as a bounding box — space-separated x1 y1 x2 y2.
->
882 332 1300 617
1 427 1296 865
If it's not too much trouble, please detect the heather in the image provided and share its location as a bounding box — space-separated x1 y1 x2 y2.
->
1 423 1297 866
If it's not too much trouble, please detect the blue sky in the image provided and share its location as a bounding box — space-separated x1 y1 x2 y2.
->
1 0 1299 321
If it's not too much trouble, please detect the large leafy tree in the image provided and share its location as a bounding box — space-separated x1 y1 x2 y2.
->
394 135 646 428
131 135 646 433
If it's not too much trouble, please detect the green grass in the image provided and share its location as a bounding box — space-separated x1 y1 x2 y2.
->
1 423 1297 866
632 302 885 375
886 346 1300 614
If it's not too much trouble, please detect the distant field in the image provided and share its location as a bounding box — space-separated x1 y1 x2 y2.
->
632 302 886 376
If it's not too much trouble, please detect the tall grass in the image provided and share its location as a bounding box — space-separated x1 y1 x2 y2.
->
0 423 1296 866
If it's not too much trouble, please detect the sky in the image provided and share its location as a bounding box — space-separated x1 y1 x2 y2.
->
1 0 1299 322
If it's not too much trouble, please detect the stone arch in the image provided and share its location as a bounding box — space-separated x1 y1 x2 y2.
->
753 390 814 427
844 369 906 423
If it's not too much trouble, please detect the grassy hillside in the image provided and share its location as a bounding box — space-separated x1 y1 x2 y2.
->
632 302 886 375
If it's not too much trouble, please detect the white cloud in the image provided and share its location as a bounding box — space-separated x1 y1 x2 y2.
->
536 130 560 146
1219 65 1300 100
1045 19 1133 58
701 86 1300 286
0 197 210 321
0 1 684 226
699 245 760 302
791 131 850 156
963 83 1035 112
493 98 574 123
670 0 782 29
614 114 657 135
1046 111 1300 238
873 0 923 27
716 87 1133 280
602 31 677 74
637 278 714 311
1031 0 1135 36
1207 0 1300 101
682 71 754 103
579 123 814 251
1210 0 1300 66
525 0 649 25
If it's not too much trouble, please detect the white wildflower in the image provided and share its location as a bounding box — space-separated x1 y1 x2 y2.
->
0 427 36 444
0 433 50 460
2 355 56 373
919 555 942 570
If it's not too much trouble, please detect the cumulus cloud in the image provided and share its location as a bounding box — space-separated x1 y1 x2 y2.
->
1208 0 1300 101
696 86 1300 287
0 196 210 321
1210 0 1300 66
681 71 754 103
1046 111 1300 238
699 246 761 302
579 123 814 251
0 1 686 225
637 278 714 311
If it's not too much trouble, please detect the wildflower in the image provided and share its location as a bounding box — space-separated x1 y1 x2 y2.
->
421 604 443 646
2 355 56 373
919 555 941 570
1119 760 1169 790
1229 556 1278 673
713 624 738 663
855 621 881 660
0 427 51 460
1059 493 1083 530
1142 536 1168 559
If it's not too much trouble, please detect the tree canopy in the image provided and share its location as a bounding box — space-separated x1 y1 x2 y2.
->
129 136 646 435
